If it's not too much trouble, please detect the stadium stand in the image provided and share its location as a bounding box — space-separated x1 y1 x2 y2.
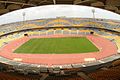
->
0 18 120 36
0 0 120 79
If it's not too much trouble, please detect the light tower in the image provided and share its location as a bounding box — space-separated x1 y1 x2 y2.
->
91 9 96 28
92 9 95 21
22 12 26 22
22 12 26 37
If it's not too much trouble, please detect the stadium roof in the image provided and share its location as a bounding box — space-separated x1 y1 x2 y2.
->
0 0 120 15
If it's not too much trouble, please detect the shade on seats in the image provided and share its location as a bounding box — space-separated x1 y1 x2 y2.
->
116 10 120 14
106 0 120 6
91 1 104 8
10 0 25 2
7 4 21 11
74 0 82 4
0 3 5 9
0 9 9 15
105 6 118 12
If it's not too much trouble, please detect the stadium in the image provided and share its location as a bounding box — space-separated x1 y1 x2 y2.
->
0 0 120 80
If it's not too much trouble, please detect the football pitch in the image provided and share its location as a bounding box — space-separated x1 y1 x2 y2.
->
14 37 99 54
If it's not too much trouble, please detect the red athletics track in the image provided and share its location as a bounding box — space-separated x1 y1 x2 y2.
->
0 35 118 66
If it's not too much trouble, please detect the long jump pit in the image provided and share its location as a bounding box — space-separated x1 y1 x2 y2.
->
0 34 118 68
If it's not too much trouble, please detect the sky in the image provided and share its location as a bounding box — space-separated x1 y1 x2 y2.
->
0 5 120 25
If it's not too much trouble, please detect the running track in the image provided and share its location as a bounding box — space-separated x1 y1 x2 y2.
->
0 35 118 66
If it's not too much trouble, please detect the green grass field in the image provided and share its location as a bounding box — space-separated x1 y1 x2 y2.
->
14 37 99 54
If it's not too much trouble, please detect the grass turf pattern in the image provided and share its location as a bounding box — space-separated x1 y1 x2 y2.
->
14 37 99 54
